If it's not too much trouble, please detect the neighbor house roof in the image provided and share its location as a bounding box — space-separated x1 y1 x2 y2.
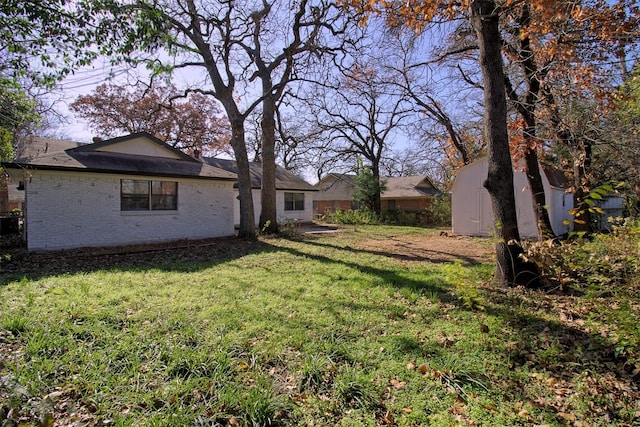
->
316 173 440 198
318 173 356 187
203 158 316 191
382 176 440 199
14 136 86 159
2 133 236 181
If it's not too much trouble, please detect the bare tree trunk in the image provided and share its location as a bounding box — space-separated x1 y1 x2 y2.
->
0 175 9 214
259 96 279 234
471 0 539 287
229 118 256 239
371 157 382 214
523 138 555 239
509 4 555 239
571 139 594 233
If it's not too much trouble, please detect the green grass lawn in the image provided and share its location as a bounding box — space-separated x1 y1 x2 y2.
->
1 226 639 426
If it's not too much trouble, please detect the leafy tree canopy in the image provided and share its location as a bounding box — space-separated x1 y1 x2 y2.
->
0 79 39 160
617 66 640 127
70 82 229 155
353 163 387 212
0 0 96 87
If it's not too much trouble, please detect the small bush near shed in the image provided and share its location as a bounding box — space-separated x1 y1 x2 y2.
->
324 209 380 225
522 217 640 292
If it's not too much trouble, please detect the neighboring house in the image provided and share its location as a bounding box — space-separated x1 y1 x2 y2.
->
451 157 573 238
1 133 237 251
312 173 440 218
203 158 317 226
313 173 358 217
380 175 441 211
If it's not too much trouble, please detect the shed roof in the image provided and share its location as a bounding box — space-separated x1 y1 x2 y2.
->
203 158 316 191
452 157 571 190
540 163 571 189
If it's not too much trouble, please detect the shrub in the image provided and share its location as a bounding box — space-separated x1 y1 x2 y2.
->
380 208 417 226
381 195 452 227
423 194 452 227
324 209 380 225
521 218 640 291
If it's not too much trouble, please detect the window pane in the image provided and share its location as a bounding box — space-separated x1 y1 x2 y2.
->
285 192 304 211
121 180 149 211
122 179 149 195
122 195 150 210
152 181 177 196
151 194 177 210
151 181 177 210
121 180 177 211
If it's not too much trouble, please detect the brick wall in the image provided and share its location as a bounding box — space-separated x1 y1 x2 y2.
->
382 198 432 211
25 170 234 251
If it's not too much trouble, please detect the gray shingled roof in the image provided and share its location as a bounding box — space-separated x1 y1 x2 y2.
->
318 173 439 198
14 136 86 159
382 176 440 198
203 158 316 191
2 134 236 181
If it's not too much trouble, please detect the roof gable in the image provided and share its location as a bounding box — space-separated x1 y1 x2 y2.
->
314 173 356 191
70 132 194 162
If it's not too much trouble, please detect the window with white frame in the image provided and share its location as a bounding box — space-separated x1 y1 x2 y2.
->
284 192 304 211
121 179 178 211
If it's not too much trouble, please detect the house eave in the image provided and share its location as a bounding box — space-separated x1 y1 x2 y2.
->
1 162 237 182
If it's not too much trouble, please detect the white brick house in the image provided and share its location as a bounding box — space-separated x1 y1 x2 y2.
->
2 133 237 251
204 158 317 226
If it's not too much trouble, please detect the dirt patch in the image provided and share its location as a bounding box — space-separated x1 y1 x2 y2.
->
1 230 493 280
358 234 494 265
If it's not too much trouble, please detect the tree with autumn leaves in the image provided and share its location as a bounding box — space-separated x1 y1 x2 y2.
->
71 83 229 156
355 0 639 286
500 0 638 234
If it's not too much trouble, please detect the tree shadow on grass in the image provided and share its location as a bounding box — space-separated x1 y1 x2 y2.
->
0 236 271 286
276 235 640 416
2 232 638 419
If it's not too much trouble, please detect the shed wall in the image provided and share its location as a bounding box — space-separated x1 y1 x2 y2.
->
452 158 572 238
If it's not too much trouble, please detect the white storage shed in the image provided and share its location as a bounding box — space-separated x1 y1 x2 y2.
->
451 157 573 238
